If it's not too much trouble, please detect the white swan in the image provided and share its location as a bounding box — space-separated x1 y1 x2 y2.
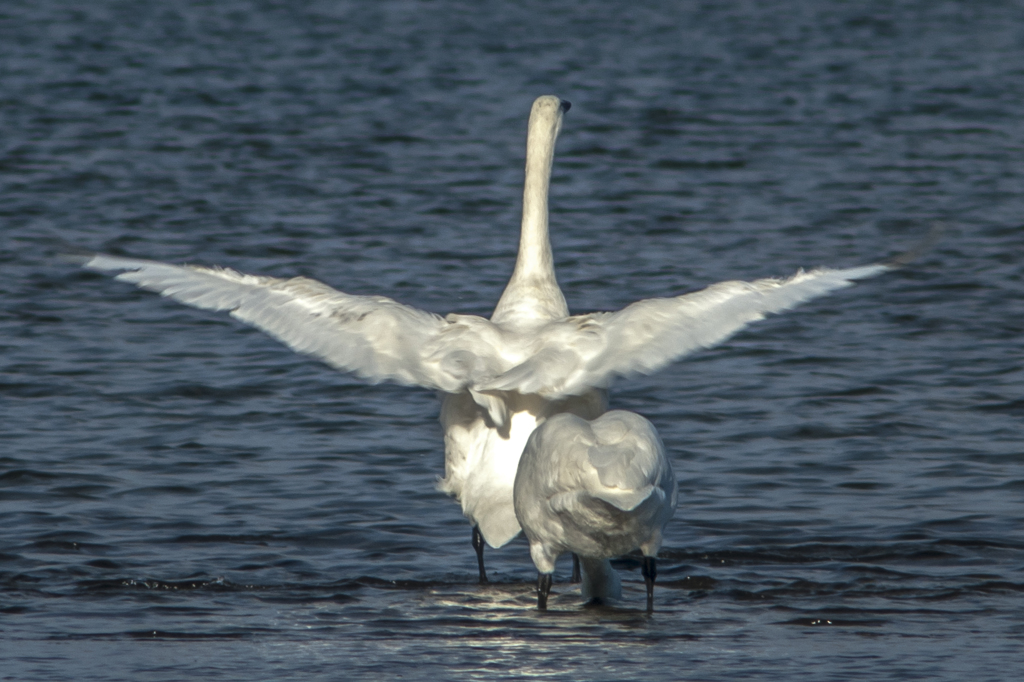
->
77 95 890 581
513 410 677 611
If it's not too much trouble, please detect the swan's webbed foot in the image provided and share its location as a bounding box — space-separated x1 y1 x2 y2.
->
570 554 581 583
537 572 553 610
641 555 657 612
472 526 488 584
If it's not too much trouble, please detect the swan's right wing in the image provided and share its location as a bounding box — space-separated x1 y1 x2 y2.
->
481 264 890 398
79 254 469 391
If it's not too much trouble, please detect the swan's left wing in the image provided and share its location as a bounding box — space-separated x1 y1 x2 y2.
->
79 254 469 392
479 264 890 398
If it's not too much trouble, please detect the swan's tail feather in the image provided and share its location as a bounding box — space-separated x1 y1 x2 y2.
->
591 485 660 512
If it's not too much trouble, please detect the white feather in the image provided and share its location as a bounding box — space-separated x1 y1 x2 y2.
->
513 411 678 603
78 95 890 562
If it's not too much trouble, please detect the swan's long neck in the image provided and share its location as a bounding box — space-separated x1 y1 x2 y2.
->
491 96 570 328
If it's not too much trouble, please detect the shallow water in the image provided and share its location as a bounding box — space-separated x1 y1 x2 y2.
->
2 1 1023 680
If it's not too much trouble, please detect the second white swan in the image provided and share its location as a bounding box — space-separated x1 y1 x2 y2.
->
514 410 678 611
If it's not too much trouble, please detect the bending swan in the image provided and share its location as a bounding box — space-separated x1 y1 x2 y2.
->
77 95 890 580
514 410 677 611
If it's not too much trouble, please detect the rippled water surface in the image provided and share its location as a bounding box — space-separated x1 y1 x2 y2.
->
3 1 1023 680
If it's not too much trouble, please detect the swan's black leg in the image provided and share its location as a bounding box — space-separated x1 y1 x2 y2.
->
570 554 581 583
537 572 553 610
641 555 657 612
472 526 488 584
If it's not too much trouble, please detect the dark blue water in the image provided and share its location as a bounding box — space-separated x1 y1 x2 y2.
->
3 1 1023 679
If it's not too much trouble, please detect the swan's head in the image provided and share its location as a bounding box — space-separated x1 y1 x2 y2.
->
528 95 571 147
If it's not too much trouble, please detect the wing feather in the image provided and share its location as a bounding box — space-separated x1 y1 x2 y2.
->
481 264 890 398
82 254 889 400
81 254 466 391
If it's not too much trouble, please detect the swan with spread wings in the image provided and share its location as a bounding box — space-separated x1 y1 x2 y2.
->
79 95 890 581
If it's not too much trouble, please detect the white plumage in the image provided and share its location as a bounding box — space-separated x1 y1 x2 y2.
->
78 95 890 580
514 410 678 610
